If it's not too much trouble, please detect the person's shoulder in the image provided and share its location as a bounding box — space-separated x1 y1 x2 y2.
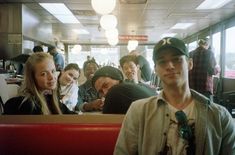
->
130 96 158 108
5 96 24 105
4 96 26 114
79 80 91 90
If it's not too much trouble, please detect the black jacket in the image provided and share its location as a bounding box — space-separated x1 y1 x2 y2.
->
4 95 75 115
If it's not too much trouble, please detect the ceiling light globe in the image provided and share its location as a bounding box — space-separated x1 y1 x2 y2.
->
100 14 117 30
105 28 119 39
108 37 119 46
91 0 116 15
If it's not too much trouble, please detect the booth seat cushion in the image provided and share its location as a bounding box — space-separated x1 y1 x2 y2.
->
0 123 121 155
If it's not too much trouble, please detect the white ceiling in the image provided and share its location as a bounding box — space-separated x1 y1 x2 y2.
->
1 0 235 44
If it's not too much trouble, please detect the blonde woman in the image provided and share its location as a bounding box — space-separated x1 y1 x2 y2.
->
4 52 72 114
58 63 80 111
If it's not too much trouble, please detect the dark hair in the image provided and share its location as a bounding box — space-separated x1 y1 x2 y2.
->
83 60 99 72
33 46 43 53
64 63 81 75
48 46 56 52
119 55 138 68
103 83 156 114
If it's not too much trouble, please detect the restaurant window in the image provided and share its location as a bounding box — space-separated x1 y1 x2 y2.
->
212 32 221 71
68 45 120 68
225 26 235 78
188 41 197 52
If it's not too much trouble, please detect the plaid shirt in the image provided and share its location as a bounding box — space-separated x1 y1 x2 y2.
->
189 47 217 94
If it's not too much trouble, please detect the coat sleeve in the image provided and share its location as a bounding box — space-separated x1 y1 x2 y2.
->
114 103 139 155
220 107 235 155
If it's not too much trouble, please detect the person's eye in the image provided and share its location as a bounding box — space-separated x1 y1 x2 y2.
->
103 83 109 89
41 72 47 76
73 77 78 81
172 57 182 63
157 60 166 65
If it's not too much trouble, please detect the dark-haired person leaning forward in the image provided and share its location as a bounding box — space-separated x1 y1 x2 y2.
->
92 66 156 114
114 37 235 155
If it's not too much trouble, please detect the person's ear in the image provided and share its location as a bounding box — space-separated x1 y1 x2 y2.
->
188 58 193 71
136 64 140 70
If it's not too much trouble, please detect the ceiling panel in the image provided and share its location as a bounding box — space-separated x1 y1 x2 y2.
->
1 0 235 44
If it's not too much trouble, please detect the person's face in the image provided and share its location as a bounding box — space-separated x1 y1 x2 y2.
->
122 61 139 81
84 63 98 80
154 49 192 87
94 77 120 97
49 48 56 55
34 58 57 92
60 69 80 86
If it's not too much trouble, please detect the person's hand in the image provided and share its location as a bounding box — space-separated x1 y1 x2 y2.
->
84 99 104 111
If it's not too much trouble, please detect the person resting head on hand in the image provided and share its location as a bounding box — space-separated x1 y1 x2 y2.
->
58 63 80 111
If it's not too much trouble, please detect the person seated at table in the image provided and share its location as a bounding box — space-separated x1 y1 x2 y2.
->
120 55 157 92
76 59 102 112
4 52 74 115
103 82 156 114
92 66 156 113
129 50 152 83
33 45 44 53
58 63 80 111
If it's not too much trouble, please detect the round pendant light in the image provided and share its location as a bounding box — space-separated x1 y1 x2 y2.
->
91 0 116 15
100 14 117 30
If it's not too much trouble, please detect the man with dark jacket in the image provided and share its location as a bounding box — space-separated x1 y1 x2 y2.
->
189 38 218 100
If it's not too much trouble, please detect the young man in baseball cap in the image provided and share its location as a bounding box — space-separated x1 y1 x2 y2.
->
114 37 235 155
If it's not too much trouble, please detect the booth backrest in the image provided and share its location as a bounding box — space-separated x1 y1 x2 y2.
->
0 114 124 155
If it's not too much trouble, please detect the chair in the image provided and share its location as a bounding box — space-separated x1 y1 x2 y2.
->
0 74 9 103
221 91 235 118
7 84 19 99
0 74 19 104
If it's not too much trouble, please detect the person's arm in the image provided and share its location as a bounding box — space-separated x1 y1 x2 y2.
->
82 99 104 111
76 86 103 112
137 55 152 82
54 53 65 71
208 51 218 75
114 103 139 155
220 107 235 154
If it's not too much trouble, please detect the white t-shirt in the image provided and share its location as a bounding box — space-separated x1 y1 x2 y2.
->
165 100 196 155
60 83 78 111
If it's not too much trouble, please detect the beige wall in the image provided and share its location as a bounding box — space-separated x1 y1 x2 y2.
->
0 4 22 58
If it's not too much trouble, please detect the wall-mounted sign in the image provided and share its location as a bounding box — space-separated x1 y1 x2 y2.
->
8 34 22 44
119 35 148 41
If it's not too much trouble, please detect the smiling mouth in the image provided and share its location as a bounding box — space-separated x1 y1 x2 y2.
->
48 81 56 86
165 73 177 77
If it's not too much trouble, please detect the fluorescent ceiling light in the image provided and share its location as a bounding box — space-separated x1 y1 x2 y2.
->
39 3 80 24
196 0 232 9
171 23 194 29
161 33 177 38
73 29 90 34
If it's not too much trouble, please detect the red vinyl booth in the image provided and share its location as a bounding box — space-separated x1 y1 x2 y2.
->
0 114 124 155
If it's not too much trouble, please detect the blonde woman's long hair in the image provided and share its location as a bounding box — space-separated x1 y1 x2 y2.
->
19 52 62 114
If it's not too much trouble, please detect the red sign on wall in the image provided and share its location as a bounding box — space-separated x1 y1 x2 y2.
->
118 35 148 41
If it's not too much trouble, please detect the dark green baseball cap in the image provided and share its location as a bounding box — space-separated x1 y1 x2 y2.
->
152 37 188 62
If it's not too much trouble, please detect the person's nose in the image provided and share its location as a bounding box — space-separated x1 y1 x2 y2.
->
165 60 175 69
48 72 55 80
125 67 132 73
102 88 109 97
90 68 96 74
